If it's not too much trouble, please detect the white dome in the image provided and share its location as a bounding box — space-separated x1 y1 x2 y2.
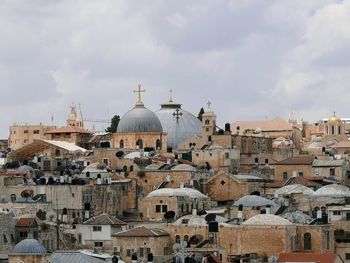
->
146 188 208 199
233 195 275 207
313 184 350 197
171 164 196 171
242 214 292 226
173 214 207 226
274 184 314 197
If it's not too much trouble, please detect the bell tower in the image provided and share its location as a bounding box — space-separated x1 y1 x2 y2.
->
202 101 217 142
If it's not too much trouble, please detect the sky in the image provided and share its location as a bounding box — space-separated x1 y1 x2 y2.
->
1 0 349 137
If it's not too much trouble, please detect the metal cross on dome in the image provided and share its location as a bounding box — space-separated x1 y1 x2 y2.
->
207 101 212 109
173 108 183 123
134 84 146 105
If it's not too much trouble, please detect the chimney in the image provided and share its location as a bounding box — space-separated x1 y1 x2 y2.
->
238 204 243 223
225 123 231 133
266 205 271 214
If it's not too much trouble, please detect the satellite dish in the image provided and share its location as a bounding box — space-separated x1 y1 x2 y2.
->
116 151 124 158
47 211 57 222
205 214 216 222
164 211 176 220
189 234 204 245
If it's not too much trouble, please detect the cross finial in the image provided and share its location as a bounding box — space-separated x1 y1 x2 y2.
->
133 84 146 106
207 101 212 109
333 111 336 117
173 108 183 123
169 89 173 102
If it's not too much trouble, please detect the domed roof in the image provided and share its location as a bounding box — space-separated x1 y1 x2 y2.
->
171 164 196 171
155 99 201 149
233 195 275 207
173 214 207 226
13 238 47 254
146 188 208 199
242 214 292 226
328 114 342 125
117 105 163 133
313 184 350 197
280 210 312 224
274 184 314 197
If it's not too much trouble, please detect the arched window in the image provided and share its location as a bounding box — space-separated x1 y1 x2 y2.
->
338 126 341 134
304 233 312 250
119 140 124 148
136 139 143 149
205 119 210 125
130 165 134 172
332 126 335 135
156 139 161 149
3 235 7 243
175 235 180 244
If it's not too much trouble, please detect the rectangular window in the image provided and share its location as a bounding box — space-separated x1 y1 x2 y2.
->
19 232 28 238
147 248 151 255
330 168 335 177
225 152 229 159
164 246 170 255
156 205 161 213
298 172 303 177
333 211 341 216
346 253 350 260
347 213 350 221
162 205 168 213
347 171 350 179
23 130 28 134
283 172 288 180
139 247 144 257
102 158 109 166
94 242 103 247
33 130 40 134
92 226 102 231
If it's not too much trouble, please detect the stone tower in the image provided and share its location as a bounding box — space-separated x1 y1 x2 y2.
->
202 101 217 142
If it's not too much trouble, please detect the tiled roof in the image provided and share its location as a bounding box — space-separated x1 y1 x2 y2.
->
113 226 169 237
268 176 321 188
45 126 91 134
276 156 315 165
16 218 38 227
278 252 338 263
83 214 126 226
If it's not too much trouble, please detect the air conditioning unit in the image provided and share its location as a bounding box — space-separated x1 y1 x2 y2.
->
114 246 121 253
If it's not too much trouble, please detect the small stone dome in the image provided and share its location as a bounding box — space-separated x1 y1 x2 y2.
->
117 105 163 133
274 184 314 197
13 238 47 254
171 164 196 171
313 184 350 197
233 195 275 207
242 214 292 226
146 188 208 199
173 214 207 226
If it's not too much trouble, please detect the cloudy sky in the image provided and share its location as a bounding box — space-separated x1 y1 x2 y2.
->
0 0 349 137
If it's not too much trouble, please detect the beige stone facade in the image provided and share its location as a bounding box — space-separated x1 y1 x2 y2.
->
112 132 167 152
8 254 49 263
8 124 55 150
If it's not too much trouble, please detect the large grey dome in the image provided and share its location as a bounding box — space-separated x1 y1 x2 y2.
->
13 238 47 254
156 100 201 149
117 105 163 133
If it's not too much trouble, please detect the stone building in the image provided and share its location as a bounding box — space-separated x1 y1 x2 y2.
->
112 226 171 263
8 124 55 151
274 155 315 181
76 213 126 253
0 212 16 253
139 187 211 222
15 218 38 243
204 171 267 204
